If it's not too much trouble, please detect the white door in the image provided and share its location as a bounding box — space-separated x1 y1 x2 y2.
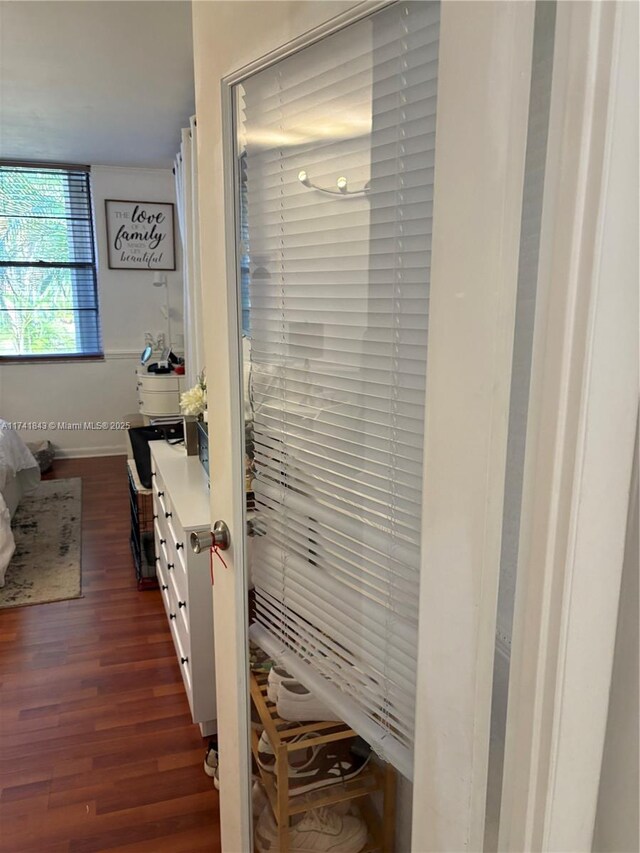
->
195 2 541 851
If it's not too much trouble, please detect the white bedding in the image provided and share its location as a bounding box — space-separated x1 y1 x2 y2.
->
0 422 40 586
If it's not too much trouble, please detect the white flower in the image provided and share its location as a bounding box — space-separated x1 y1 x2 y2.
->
180 384 207 416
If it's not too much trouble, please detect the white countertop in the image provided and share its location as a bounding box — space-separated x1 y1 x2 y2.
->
150 441 211 531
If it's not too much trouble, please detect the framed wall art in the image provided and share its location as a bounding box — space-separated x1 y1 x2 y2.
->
105 200 176 270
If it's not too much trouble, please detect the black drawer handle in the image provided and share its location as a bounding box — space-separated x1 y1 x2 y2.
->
176 542 184 550
160 538 166 545
153 514 158 520
169 613 176 620
161 584 168 591
158 491 165 498
154 557 160 563
165 511 172 519
181 656 189 665
178 601 186 609
167 563 174 571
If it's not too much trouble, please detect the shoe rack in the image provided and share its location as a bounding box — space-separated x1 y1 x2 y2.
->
250 671 397 852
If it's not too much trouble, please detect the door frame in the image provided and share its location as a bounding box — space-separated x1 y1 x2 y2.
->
410 3 537 849
498 1 639 850
206 1 637 852
220 3 538 851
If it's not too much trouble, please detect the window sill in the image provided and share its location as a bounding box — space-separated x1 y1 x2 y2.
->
0 354 105 365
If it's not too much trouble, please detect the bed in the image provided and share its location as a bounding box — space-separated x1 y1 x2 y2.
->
0 422 41 586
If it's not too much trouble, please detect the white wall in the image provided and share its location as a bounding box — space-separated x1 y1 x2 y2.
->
0 165 183 456
92 166 183 353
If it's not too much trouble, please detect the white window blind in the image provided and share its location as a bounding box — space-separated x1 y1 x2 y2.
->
239 0 440 781
0 163 101 359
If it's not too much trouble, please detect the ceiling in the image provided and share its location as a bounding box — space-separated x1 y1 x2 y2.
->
0 1 195 169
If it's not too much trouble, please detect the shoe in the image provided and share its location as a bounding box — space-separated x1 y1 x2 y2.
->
252 780 269 823
267 665 293 704
276 680 342 723
257 730 372 796
250 641 274 674
257 726 309 774
204 737 218 778
213 764 220 790
251 700 264 732
255 804 368 853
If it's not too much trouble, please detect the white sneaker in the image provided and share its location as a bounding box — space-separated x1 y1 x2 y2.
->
257 727 316 777
204 739 218 778
276 680 342 723
267 665 293 704
255 804 368 853
257 729 372 796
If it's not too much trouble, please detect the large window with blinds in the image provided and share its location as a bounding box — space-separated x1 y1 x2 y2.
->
238 1 439 780
0 163 102 359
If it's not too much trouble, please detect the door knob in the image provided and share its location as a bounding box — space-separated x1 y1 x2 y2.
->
190 520 230 554
212 520 231 550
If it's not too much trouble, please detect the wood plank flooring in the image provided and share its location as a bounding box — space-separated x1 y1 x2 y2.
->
0 456 221 853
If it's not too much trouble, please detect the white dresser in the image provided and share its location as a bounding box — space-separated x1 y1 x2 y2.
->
150 441 216 736
137 370 184 417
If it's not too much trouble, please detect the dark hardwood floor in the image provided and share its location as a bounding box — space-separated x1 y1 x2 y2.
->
0 456 221 853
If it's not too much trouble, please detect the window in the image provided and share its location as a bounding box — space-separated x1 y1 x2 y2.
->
0 163 102 359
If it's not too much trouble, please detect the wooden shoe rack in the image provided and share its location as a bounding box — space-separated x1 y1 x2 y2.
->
250 671 396 852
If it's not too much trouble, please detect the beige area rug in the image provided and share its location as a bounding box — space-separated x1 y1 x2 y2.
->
0 478 82 609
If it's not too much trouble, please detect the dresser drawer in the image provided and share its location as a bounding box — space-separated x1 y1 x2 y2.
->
167 543 188 617
151 464 164 495
172 585 191 659
140 390 181 416
169 572 191 636
153 515 170 554
167 515 188 574
153 479 173 525
154 522 180 585
157 560 171 613
167 586 193 702
139 374 180 393
165 583 182 646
